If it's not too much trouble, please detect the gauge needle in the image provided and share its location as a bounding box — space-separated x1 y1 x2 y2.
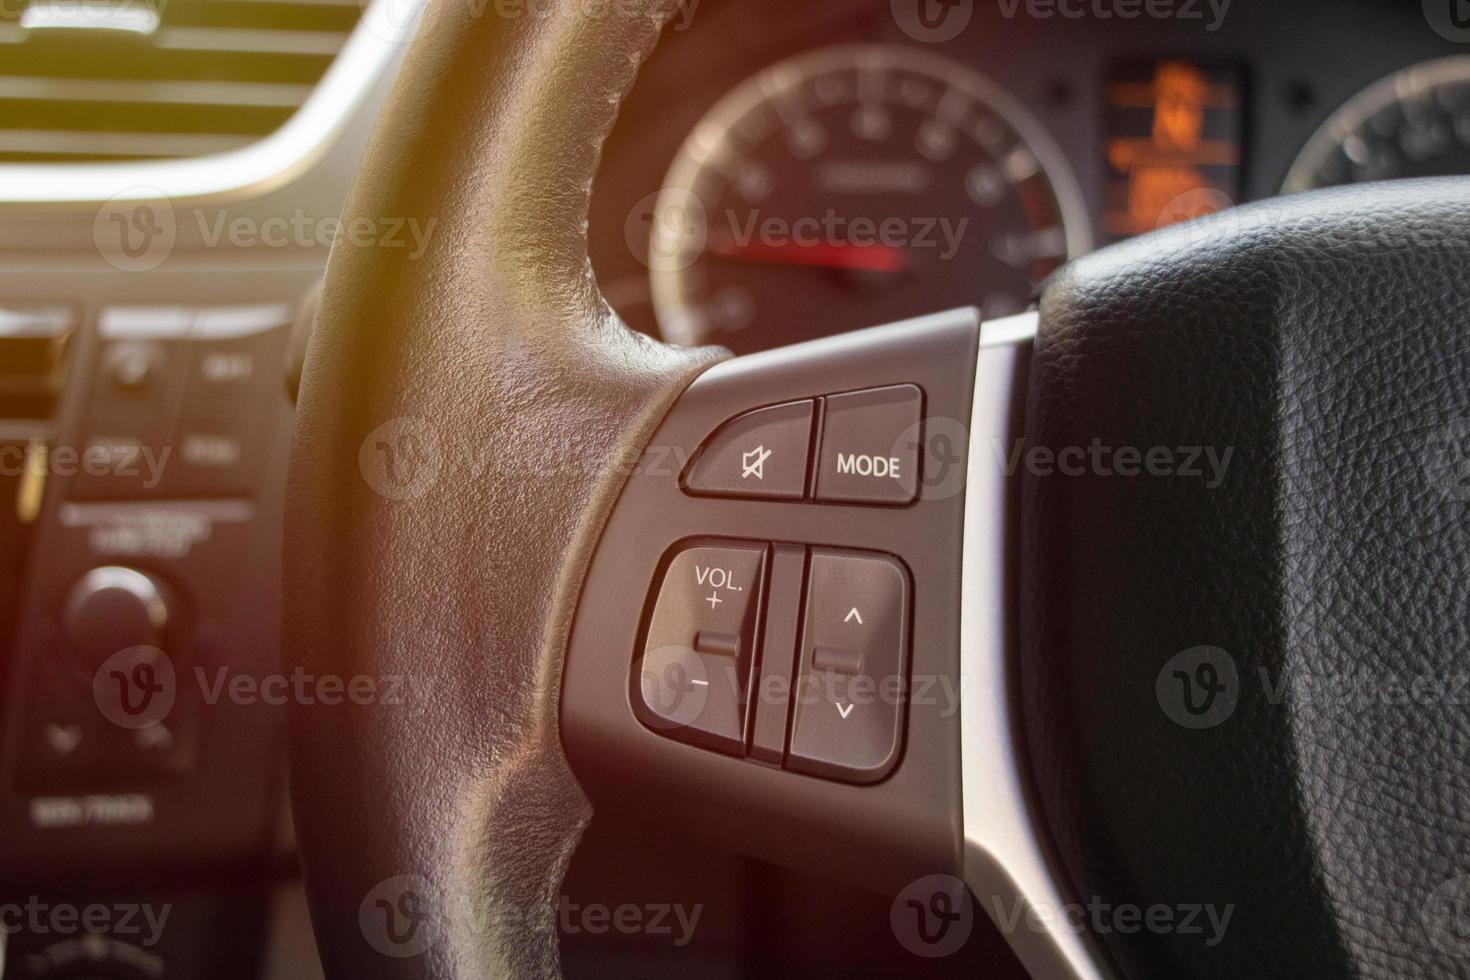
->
705 235 909 273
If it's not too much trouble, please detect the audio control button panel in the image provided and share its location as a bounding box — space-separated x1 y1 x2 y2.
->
634 538 912 784
566 308 980 898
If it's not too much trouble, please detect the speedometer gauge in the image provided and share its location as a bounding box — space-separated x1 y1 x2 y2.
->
648 44 1090 353
1284 56 1470 193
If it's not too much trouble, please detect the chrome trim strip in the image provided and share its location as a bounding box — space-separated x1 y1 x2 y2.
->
0 130 256 158
195 303 294 338
980 310 1040 348
209 0 361 7
59 499 257 524
155 26 350 55
99 303 291 339
0 0 424 203
19 0 161 35
0 305 73 337
99 306 193 339
0 77 312 108
0 21 347 51
960 310 1111 979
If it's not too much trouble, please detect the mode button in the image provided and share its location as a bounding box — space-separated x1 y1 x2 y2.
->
815 385 923 505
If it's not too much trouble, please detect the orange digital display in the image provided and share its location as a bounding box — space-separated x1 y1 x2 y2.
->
1104 61 1244 240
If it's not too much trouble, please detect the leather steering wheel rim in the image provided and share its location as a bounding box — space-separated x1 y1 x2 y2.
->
284 0 721 975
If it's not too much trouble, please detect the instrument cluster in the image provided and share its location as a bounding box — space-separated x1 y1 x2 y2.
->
591 0 1468 352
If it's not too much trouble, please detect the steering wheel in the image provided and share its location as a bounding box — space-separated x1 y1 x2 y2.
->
283 0 1470 977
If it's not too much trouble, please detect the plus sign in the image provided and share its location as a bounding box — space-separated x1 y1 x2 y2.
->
704 591 723 610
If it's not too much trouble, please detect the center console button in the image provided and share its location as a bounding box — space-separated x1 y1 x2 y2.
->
61 566 179 679
163 417 262 497
184 305 291 415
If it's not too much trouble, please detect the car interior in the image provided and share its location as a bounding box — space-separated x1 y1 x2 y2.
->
2 0 1469 976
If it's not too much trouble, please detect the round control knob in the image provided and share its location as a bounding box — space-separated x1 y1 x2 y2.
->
102 340 163 394
61 566 179 676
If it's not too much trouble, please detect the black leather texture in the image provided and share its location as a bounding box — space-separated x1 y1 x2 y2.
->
283 0 721 977
1021 179 1470 978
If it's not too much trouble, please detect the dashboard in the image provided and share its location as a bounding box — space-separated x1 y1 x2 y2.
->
591 0 1470 353
0 0 1467 976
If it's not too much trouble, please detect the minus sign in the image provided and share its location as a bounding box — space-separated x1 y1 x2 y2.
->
690 679 710 687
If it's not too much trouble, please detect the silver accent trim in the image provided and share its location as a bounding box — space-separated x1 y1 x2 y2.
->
0 77 312 109
19 0 160 35
0 0 424 203
980 310 1041 348
100 303 292 339
59 499 257 525
0 21 348 52
960 309 1112 979
0 305 73 337
0 130 256 159
155 26 351 55
195 303 294 338
74 566 170 629
99 306 193 339
209 0 361 8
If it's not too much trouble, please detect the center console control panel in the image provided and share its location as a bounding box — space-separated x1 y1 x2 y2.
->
0 279 310 878
79 305 289 500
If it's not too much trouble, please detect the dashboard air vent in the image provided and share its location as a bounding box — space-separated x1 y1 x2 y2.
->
0 0 364 163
